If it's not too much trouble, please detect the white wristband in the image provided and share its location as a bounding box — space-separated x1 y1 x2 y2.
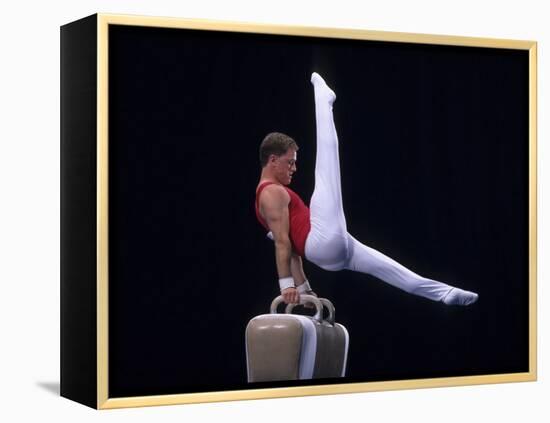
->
297 280 312 294
279 277 295 291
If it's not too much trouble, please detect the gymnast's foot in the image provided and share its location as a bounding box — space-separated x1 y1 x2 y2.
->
311 72 336 105
442 287 479 306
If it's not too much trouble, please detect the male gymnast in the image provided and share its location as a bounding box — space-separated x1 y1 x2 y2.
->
255 72 479 306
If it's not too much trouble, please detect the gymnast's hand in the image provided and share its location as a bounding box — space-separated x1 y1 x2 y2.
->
281 287 300 304
302 290 318 309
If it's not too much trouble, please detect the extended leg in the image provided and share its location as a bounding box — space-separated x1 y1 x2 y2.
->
304 73 478 306
305 72 349 270
345 234 478 305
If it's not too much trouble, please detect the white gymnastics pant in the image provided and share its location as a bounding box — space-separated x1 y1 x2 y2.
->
304 72 454 302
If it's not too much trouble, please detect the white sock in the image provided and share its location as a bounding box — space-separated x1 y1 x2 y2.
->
311 72 336 105
442 287 479 306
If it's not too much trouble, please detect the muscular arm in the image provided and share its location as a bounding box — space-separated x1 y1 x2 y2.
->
259 185 293 279
291 252 317 308
266 230 306 282
290 253 306 285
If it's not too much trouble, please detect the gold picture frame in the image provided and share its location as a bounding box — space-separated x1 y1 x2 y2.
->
61 13 537 409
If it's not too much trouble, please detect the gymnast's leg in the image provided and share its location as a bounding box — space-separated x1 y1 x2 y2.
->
304 72 349 271
345 234 478 305
305 72 478 306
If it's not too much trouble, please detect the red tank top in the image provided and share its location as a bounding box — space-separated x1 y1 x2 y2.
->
255 181 311 257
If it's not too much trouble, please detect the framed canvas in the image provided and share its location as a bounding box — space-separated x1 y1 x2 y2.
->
60 13 537 409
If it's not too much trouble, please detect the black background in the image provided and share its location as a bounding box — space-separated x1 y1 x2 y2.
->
108 25 529 398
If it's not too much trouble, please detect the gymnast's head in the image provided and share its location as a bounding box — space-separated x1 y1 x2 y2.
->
259 132 299 185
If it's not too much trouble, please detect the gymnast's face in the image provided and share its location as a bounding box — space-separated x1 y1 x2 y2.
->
272 148 297 185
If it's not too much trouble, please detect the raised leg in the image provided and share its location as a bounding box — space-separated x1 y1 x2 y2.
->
304 73 478 306
305 73 349 270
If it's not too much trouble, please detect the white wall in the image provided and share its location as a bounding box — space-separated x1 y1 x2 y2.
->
0 0 546 421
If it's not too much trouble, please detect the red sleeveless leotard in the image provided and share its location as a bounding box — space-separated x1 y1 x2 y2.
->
255 181 311 258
